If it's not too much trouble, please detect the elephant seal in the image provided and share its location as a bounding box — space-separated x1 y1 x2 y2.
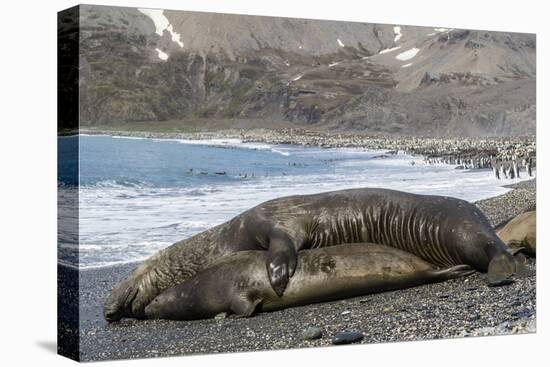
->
497 211 536 257
105 188 521 322
145 243 474 320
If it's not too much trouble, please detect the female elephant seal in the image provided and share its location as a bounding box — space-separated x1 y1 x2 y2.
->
145 243 474 320
105 188 521 322
497 211 536 257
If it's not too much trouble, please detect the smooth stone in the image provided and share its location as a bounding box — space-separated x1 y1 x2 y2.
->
214 312 227 320
331 331 364 345
299 327 323 340
487 277 515 287
511 309 535 319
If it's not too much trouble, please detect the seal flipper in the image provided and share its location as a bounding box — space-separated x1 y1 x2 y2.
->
429 265 476 281
266 231 298 297
229 291 263 317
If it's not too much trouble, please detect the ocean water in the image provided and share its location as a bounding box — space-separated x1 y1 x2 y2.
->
58 135 535 268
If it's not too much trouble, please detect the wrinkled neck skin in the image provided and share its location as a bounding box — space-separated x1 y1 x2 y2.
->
273 189 509 271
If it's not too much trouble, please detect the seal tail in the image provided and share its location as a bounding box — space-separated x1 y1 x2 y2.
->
487 251 527 286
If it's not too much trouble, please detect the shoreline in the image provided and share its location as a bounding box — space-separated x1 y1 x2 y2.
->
80 127 535 158
62 178 536 361
80 128 536 182
69 134 535 271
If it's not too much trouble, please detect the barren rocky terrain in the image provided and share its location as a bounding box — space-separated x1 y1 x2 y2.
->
70 5 535 136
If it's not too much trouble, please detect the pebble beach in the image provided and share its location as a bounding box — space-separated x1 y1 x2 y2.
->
82 127 536 165
59 179 536 361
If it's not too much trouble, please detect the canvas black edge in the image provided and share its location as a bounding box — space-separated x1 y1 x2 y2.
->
57 4 81 362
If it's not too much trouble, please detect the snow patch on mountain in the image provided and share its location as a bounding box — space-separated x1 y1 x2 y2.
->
138 8 184 48
396 47 419 61
166 24 184 47
379 46 401 54
393 26 402 42
155 48 169 60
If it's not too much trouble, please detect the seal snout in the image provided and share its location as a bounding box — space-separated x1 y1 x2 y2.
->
144 298 162 319
103 299 126 322
144 303 155 319
103 280 139 322
104 308 122 322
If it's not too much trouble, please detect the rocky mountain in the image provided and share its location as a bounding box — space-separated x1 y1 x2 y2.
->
76 5 536 136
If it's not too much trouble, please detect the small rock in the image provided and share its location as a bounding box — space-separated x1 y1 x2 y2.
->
383 306 394 313
437 293 450 299
511 309 535 319
299 327 323 340
214 312 227 320
341 310 351 316
509 300 522 307
332 331 364 345
469 314 481 322
487 278 515 287
497 321 512 333
359 298 370 304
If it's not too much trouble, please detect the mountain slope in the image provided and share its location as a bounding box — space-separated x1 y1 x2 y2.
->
77 5 536 136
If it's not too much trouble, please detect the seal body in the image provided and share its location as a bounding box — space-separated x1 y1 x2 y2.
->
497 211 536 257
144 243 474 320
105 188 518 321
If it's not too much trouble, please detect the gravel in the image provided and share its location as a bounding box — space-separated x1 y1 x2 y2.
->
66 179 536 361
475 179 536 227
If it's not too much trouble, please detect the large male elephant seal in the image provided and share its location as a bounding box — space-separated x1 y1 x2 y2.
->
145 243 474 320
104 188 521 322
497 211 536 257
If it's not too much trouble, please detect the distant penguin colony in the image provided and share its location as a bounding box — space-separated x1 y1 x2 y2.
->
119 128 535 181
237 129 537 181
423 149 535 180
